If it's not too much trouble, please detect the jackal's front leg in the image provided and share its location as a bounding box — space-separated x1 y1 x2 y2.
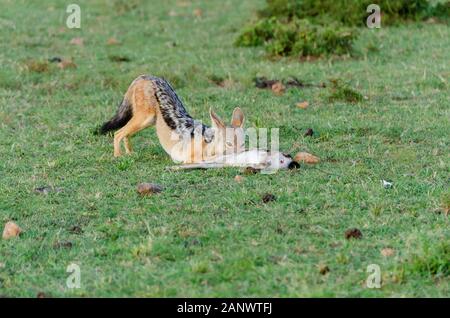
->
124 137 132 154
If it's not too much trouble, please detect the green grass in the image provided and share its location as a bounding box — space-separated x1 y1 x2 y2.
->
0 0 449 297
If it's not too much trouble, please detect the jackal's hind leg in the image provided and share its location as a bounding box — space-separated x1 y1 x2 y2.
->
114 130 124 157
113 114 155 157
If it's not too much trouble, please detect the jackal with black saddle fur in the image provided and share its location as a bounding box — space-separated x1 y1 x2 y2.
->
98 75 245 163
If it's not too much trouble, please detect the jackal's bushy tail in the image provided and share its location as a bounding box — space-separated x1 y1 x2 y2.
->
97 97 132 134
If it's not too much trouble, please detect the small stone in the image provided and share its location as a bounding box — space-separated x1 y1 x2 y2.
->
165 41 177 48
271 82 286 96
184 238 202 248
2 221 22 239
381 248 395 257
35 186 52 194
34 186 63 194
53 241 73 249
193 8 203 17
319 265 330 275
296 101 309 109
177 1 191 7
243 167 259 175
254 77 278 89
275 224 284 234
262 193 276 203
218 79 234 89
304 128 314 137
137 183 163 195
109 55 131 62
382 180 393 189
48 57 62 63
294 152 320 164
345 228 363 240
69 37 84 46
69 226 83 234
107 37 120 45
234 175 243 183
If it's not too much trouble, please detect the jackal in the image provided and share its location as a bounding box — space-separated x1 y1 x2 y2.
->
98 75 245 162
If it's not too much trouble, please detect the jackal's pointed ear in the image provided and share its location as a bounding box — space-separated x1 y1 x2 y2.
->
210 108 225 129
231 107 244 128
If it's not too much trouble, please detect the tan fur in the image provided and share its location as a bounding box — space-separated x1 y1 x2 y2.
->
112 76 244 163
113 79 157 157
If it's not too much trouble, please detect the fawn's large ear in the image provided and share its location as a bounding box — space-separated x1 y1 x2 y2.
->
210 108 225 129
231 107 244 128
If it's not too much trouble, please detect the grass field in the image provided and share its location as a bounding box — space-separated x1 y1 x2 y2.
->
0 0 449 297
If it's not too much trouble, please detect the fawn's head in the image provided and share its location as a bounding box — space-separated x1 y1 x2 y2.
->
209 107 245 155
